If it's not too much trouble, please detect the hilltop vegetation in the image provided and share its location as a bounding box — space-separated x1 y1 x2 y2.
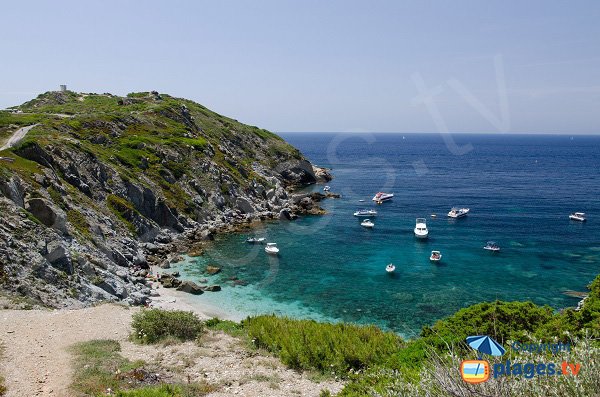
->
0 90 329 308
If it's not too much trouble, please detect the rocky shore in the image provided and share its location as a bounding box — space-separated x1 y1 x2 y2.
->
0 91 334 309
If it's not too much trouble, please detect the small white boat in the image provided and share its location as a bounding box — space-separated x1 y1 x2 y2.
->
448 207 470 218
430 250 442 262
358 199 365 202
323 185 331 192
354 209 378 217
386 263 396 273
569 212 586 222
483 241 500 252
414 218 429 239
372 192 394 202
246 237 266 244
361 219 374 228
265 243 279 255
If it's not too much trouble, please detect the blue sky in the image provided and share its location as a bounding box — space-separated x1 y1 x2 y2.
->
1 1 599 133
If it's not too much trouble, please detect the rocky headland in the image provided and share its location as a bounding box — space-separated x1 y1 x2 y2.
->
0 90 333 308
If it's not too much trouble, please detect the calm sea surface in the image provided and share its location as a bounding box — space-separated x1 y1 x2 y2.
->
174 133 600 337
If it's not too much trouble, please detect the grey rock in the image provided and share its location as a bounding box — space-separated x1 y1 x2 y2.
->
128 291 150 305
155 233 172 243
112 249 129 267
276 159 317 186
176 280 204 295
159 260 171 269
143 243 159 253
0 176 26 208
133 253 148 268
25 198 67 233
45 240 73 274
236 197 255 214
205 265 221 275
279 208 292 221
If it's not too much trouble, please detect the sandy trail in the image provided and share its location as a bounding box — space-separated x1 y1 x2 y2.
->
0 301 343 397
0 304 133 397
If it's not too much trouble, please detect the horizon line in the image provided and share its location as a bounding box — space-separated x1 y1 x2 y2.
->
278 131 600 136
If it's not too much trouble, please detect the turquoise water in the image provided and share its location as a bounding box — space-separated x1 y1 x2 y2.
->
173 133 600 338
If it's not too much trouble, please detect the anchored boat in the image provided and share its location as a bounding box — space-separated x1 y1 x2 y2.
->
265 243 280 255
414 218 429 239
448 207 470 218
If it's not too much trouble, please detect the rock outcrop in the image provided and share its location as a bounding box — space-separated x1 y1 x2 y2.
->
176 281 204 295
0 90 333 308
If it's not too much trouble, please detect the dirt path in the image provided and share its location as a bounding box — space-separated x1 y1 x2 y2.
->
0 124 39 151
0 305 133 397
0 304 343 397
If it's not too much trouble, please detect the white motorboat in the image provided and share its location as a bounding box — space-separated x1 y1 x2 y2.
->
354 209 378 217
414 218 429 239
361 219 374 228
323 185 331 192
386 263 396 273
430 250 442 262
483 241 500 252
372 192 394 202
448 207 470 218
569 212 586 222
265 243 279 255
246 237 266 244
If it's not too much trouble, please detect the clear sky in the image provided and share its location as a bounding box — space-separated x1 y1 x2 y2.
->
1 1 599 133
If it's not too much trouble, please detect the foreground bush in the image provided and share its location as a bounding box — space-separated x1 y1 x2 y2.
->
131 309 204 344
243 315 402 377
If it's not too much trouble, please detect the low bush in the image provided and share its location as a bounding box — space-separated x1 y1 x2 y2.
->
243 315 402 377
131 309 204 344
204 317 245 337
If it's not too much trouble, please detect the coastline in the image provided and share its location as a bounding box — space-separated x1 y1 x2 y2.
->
148 265 244 321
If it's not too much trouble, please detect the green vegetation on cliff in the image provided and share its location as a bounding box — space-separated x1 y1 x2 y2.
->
1 90 307 240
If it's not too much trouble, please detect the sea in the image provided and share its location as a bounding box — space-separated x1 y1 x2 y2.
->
172 133 600 338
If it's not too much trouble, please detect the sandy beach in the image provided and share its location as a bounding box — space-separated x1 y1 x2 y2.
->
147 266 245 321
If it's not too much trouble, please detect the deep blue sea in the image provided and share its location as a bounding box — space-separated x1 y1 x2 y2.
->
174 133 600 338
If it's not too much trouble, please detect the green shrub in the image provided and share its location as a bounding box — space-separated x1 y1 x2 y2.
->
204 318 245 337
131 309 204 344
67 209 91 238
420 300 557 345
106 194 137 233
243 315 402 377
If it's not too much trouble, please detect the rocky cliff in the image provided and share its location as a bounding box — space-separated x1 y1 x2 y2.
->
0 91 331 308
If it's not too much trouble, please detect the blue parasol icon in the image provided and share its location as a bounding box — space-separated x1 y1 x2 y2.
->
466 335 506 358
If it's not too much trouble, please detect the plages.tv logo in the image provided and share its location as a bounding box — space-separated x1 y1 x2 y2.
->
460 335 581 384
460 335 504 384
